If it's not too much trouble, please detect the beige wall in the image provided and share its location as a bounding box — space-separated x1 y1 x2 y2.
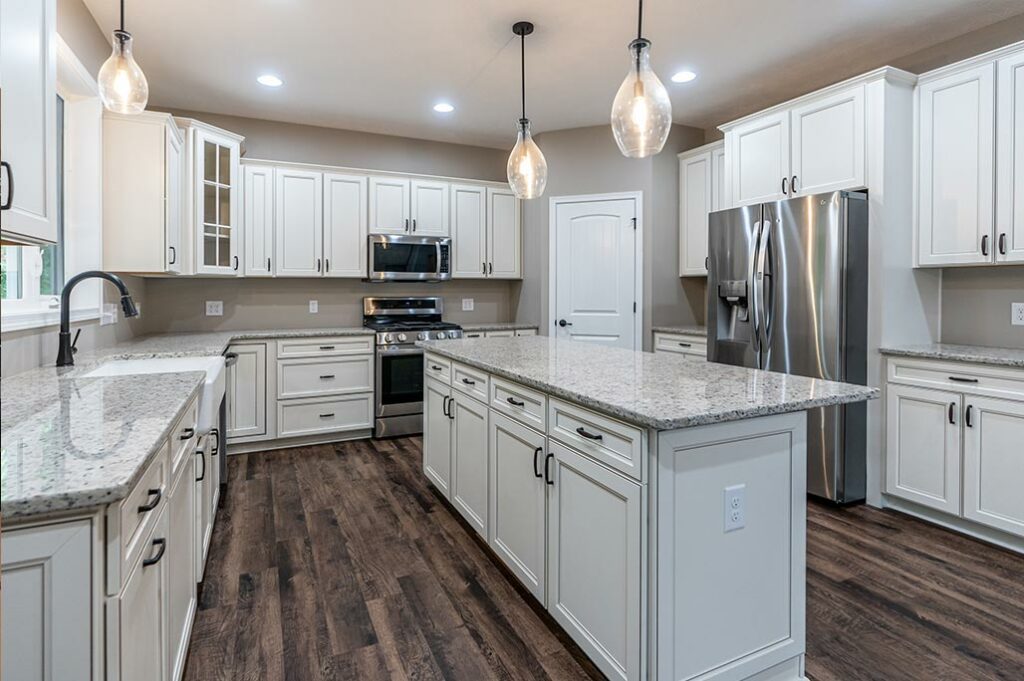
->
941 267 1024 349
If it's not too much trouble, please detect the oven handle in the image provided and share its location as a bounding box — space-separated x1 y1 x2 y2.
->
379 347 425 357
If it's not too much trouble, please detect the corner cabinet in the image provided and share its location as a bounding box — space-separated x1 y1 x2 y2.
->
678 141 724 276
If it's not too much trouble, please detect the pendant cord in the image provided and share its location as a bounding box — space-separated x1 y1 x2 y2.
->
637 0 643 42
120 0 125 32
520 31 526 122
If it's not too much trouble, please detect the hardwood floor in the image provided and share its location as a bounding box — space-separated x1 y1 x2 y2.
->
184 437 1024 681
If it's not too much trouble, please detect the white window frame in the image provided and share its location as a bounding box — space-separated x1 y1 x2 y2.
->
1 35 104 332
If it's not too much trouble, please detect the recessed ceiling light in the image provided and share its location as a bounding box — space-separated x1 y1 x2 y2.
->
257 74 283 87
671 70 697 84
433 102 455 113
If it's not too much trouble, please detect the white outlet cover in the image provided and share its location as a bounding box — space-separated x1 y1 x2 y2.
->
462 298 474 311
205 300 223 316
724 484 746 532
1012 302 1024 326
309 300 319 314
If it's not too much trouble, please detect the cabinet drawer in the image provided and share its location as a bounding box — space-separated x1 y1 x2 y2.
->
277 394 374 438
277 356 373 399
491 376 547 432
277 335 373 358
548 398 644 481
514 328 537 337
487 330 516 338
452 362 489 403
425 353 452 385
653 332 707 358
169 397 199 479
119 444 168 581
887 358 1024 401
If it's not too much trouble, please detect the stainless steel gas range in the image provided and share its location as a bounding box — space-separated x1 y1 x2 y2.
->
364 296 463 437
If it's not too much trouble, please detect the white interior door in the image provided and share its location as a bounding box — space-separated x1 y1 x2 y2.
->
553 196 638 349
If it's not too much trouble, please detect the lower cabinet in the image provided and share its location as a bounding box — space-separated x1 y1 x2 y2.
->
119 509 170 681
226 343 268 440
652 331 707 359
962 396 1024 536
450 391 490 538
195 435 216 582
423 376 453 496
167 454 197 681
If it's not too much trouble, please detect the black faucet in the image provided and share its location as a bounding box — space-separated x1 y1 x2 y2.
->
56 270 139 367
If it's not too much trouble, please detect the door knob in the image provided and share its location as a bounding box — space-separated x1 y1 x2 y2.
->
558 319 573 327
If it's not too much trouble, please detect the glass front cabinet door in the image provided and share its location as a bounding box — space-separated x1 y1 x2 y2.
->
181 120 243 275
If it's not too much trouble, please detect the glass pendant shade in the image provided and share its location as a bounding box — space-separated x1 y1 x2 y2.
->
98 30 148 114
507 119 547 199
611 39 672 158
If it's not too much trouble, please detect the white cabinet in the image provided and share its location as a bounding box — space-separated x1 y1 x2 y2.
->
790 86 865 196
996 49 1024 263
515 328 537 337
488 412 547 601
1 519 94 681
103 112 185 274
652 331 707 358
962 396 1024 536
274 168 323 276
451 390 490 538
677 143 718 276
547 439 642 681
368 176 410 234
119 509 169 681
226 343 268 440
195 436 217 582
916 63 996 266
488 187 522 279
0 0 57 245
167 453 196 681
411 179 449 236
451 183 487 278
727 110 790 207
243 164 274 276
424 376 454 496
324 172 368 277
712 145 726 211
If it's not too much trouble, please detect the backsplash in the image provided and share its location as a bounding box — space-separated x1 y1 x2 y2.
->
941 266 1024 349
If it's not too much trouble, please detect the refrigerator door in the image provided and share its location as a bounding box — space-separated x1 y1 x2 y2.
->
707 203 762 369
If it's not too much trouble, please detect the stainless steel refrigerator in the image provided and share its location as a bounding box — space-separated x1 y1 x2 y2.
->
707 190 868 503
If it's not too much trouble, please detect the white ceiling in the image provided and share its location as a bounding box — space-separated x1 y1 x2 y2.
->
83 0 1024 149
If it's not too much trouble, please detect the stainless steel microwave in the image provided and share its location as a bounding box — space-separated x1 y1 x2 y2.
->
367 234 452 282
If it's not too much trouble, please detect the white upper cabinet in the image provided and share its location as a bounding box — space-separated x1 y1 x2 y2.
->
243 164 274 276
487 187 522 279
410 179 449 236
712 144 727 211
727 110 790 206
790 85 865 196
324 172 368 277
678 145 715 276
368 176 411 234
166 129 183 274
916 63 996 266
451 183 487 278
274 168 323 277
0 0 57 245
996 49 1024 263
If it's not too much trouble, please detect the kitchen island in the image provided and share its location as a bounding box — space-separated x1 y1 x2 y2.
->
418 336 877 681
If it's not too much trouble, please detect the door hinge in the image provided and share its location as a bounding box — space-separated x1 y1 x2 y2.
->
631 217 637 230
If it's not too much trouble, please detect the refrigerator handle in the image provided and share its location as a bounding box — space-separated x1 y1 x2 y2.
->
757 221 773 354
750 221 763 360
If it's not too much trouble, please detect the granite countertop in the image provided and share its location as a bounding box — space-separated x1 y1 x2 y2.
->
880 343 1024 369
420 336 877 430
1 327 372 520
653 325 708 337
461 322 540 332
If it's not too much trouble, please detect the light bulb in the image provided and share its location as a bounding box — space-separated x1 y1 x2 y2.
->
507 119 547 199
610 39 671 158
98 30 148 114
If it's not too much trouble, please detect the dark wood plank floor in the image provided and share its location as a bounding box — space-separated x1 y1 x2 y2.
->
184 437 1024 681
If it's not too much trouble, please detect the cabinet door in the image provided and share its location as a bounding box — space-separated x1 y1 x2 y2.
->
166 130 183 273
368 176 410 234
996 50 1024 263
423 377 452 497
451 393 489 538
167 457 196 681
410 179 449 236
679 151 712 276
885 384 962 513
195 438 215 582
547 440 642 681
243 164 275 276
450 184 488 278
0 0 57 244
487 187 522 279
489 413 546 601
195 130 241 274
790 85 865 196
917 63 996 266
711 144 727 211
227 343 267 439
274 168 323 276
963 396 1024 537
728 110 790 207
324 172 368 277
121 510 169 681
2 520 93 681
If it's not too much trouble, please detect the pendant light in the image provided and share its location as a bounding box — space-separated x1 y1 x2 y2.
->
507 21 547 200
610 0 672 158
98 0 149 114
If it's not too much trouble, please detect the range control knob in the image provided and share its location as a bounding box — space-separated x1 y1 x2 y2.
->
448 330 459 339
418 332 427 341
435 331 446 340
397 333 407 342
383 333 393 343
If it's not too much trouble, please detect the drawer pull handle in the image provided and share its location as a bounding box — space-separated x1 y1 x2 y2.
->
544 452 555 485
319 345 335 351
180 427 195 441
143 538 166 567
461 377 476 386
677 342 693 348
138 488 162 513
948 402 955 425
448 398 456 420
319 413 335 419
319 374 335 380
533 447 543 478
506 396 525 407
948 376 979 384
575 426 603 441
431 364 443 371
196 449 206 481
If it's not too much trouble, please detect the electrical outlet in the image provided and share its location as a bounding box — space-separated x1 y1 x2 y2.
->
724 484 746 532
1013 302 1024 327
309 300 319 314
205 300 223 316
462 298 474 312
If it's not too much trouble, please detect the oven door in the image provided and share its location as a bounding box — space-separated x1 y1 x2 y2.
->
367 234 451 281
375 347 425 417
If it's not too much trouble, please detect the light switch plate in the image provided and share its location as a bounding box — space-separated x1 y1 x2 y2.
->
205 301 223 316
1012 302 1024 326
462 298 474 312
309 300 319 314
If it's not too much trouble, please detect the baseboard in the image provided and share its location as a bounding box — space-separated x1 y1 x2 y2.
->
226 429 373 455
881 495 1024 554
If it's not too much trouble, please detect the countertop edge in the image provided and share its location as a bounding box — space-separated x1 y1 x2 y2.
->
879 345 1024 369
